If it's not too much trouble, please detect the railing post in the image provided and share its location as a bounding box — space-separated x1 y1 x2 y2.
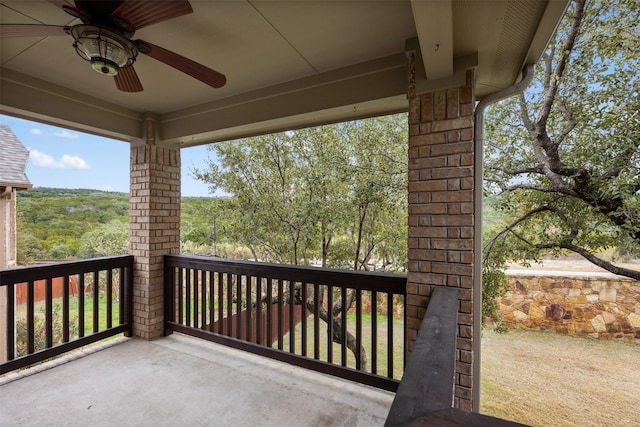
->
163 260 174 336
5 285 15 361
125 263 134 338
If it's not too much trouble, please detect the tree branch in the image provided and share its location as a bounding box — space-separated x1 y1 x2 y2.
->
602 136 640 179
484 205 556 259
306 287 368 371
531 241 640 281
525 0 586 194
499 184 575 194
488 206 640 281
536 0 586 132
518 92 533 131
555 98 578 146
485 165 544 176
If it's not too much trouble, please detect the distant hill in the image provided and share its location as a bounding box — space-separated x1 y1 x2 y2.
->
17 187 214 259
17 188 130 257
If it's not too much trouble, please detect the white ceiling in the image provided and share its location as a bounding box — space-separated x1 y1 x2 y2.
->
0 0 568 147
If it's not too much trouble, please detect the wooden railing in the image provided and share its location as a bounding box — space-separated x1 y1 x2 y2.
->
0 256 133 374
385 286 459 425
164 255 407 391
384 287 522 426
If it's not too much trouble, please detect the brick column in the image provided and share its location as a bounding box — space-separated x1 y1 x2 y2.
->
406 69 476 410
130 144 181 339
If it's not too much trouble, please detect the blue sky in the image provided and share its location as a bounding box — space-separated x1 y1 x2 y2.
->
0 114 215 197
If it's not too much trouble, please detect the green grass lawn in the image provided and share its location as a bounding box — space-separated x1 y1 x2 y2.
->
178 286 406 379
14 293 122 356
281 312 405 379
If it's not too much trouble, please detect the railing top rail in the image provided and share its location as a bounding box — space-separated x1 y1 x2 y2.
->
165 254 406 294
385 286 459 425
0 255 134 285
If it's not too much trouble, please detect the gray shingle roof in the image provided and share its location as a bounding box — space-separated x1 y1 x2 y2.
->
0 124 32 189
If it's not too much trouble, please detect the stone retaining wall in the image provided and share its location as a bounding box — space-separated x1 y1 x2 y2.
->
499 272 640 340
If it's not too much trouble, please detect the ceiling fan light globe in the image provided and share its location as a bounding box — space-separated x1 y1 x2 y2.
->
90 59 118 76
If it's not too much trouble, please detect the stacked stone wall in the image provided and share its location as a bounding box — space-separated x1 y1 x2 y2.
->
499 273 640 340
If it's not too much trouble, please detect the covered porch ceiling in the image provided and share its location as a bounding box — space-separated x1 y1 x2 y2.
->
1 0 568 148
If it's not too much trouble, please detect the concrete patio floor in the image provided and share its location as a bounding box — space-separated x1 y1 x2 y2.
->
0 333 394 426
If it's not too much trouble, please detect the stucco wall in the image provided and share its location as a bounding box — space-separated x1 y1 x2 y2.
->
499 272 640 340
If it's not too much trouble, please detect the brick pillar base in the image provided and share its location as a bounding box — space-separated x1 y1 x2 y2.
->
130 145 180 339
406 69 476 410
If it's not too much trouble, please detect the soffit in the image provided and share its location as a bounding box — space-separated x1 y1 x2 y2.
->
0 0 568 146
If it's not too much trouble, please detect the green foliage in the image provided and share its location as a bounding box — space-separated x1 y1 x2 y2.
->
17 188 129 260
15 187 246 263
483 0 640 299
180 196 235 257
49 244 73 259
191 114 408 271
15 303 79 356
16 211 48 265
79 221 128 258
481 247 510 333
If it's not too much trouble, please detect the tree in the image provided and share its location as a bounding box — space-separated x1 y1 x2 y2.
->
192 114 407 370
78 221 128 258
192 115 407 270
339 117 407 272
483 0 640 324
16 212 48 265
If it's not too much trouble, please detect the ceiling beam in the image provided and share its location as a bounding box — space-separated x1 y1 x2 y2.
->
411 0 453 80
160 53 409 147
0 68 143 142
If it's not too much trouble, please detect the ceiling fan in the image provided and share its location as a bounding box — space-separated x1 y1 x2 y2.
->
0 0 226 92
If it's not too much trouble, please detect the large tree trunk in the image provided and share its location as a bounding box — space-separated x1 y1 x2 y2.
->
306 286 368 371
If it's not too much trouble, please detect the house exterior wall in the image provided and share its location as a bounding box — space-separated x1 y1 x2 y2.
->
130 145 181 339
1 188 18 268
0 188 18 363
406 69 476 410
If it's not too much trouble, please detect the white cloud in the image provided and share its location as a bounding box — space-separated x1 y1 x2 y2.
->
60 154 90 169
29 150 57 168
30 128 43 135
29 149 90 169
54 130 79 139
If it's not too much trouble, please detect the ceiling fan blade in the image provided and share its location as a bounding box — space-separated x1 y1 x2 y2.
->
137 40 226 89
73 1 124 20
0 24 67 38
114 66 143 92
48 0 73 9
111 0 192 31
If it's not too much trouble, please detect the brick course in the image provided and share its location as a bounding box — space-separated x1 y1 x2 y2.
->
130 144 181 339
407 69 476 411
